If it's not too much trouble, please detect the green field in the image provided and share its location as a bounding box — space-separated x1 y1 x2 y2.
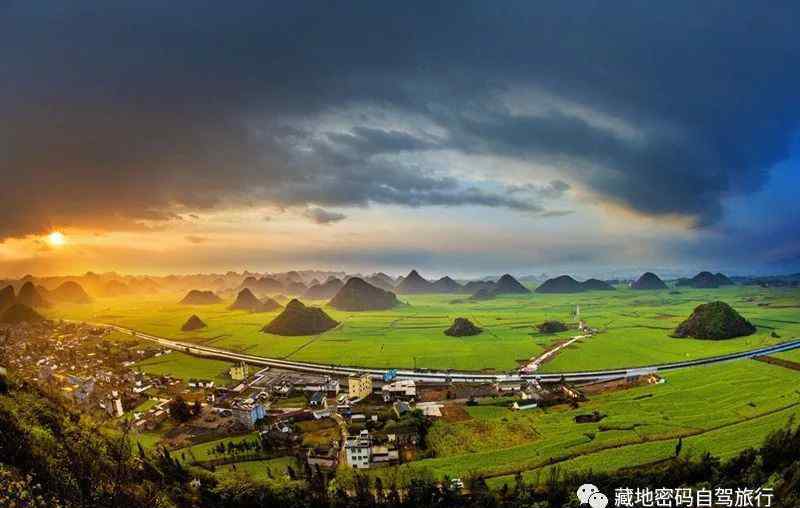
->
49 284 800 483
134 351 237 386
213 456 299 480
376 359 800 485
46 285 800 372
173 433 298 481
177 432 261 462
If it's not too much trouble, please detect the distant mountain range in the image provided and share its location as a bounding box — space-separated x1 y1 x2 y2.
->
2 268 798 300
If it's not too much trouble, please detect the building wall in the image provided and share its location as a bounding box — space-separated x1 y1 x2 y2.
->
348 374 372 400
346 447 371 468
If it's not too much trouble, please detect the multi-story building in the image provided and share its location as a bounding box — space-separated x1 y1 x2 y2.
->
105 390 124 417
231 402 266 428
345 430 372 469
348 373 372 400
381 379 415 401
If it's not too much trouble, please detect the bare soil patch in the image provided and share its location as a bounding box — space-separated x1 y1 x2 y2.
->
440 405 472 423
753 355 800 371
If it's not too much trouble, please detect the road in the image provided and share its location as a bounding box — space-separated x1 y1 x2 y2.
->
103 323 800 384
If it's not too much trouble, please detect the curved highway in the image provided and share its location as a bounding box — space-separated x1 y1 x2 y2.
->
102 323 800 384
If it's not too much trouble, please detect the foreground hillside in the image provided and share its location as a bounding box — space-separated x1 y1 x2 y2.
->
1 370 799 507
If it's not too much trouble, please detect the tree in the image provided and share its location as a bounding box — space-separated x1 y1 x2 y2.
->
168 396 192 422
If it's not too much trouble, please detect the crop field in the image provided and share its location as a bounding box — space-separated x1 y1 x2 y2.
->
375 359 800 484
134 351 238 387
176 432 260 462
45 285 800 372
772 347 800 363
213 456 299 480
63 284 800 484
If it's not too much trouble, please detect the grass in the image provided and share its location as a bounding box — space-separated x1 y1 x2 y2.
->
134 351 237 386
45 286 800 372
296 419 341 447
131 398 159 413
213 456 299 480
176 432 261 462
772 347 800 363
133 431 168 450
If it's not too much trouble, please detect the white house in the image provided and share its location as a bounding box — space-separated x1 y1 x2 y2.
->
381 379 416 401
345 430 372 469
231 402 266 428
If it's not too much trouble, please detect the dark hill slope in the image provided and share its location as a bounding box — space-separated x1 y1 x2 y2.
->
395 270 435 294
1 303 45 324
49 281 92 303
365 272 396 291
714 272 735 286
580 278 615 291
262 299 339 336
240 276 284 294
284 281 308 296
672 301 756 340
259 296 283 312
229 288 280 312
0 285 15 312
181 314 207 331
179 290 222 305
631 272 668 290
328 278 400 311
691 271 720 288
461 280 495 294
304 278 344 300
470 287 496 300
535 275 584 294
16 282 49 308
493 274 530 294
431 276 463 293
228 288 262 310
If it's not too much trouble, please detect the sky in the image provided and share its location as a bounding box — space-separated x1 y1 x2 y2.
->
1 1 799 278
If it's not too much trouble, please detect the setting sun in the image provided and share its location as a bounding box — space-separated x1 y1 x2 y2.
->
47 231 66 247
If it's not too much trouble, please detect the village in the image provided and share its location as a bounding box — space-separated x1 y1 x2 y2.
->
0 318 664 476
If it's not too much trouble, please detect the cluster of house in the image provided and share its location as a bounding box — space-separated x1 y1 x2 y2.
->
1 321 166 418
343 429 402 468
3 319 600 474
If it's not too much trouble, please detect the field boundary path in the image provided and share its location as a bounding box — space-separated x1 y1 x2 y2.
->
519 334 589 373
93 322 800 384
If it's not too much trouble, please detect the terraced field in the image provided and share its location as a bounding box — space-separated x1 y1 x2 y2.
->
377 360 800 485
46 286 800 372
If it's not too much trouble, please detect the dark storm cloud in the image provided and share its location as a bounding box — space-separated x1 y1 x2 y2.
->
303 207 346 225
1 1 799 239
508 180 571 200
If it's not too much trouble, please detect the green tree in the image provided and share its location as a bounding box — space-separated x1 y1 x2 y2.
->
168 396 192 422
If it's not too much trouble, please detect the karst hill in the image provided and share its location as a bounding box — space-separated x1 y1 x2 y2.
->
261 299 339 336
672 301 756 340
328 278 400 311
